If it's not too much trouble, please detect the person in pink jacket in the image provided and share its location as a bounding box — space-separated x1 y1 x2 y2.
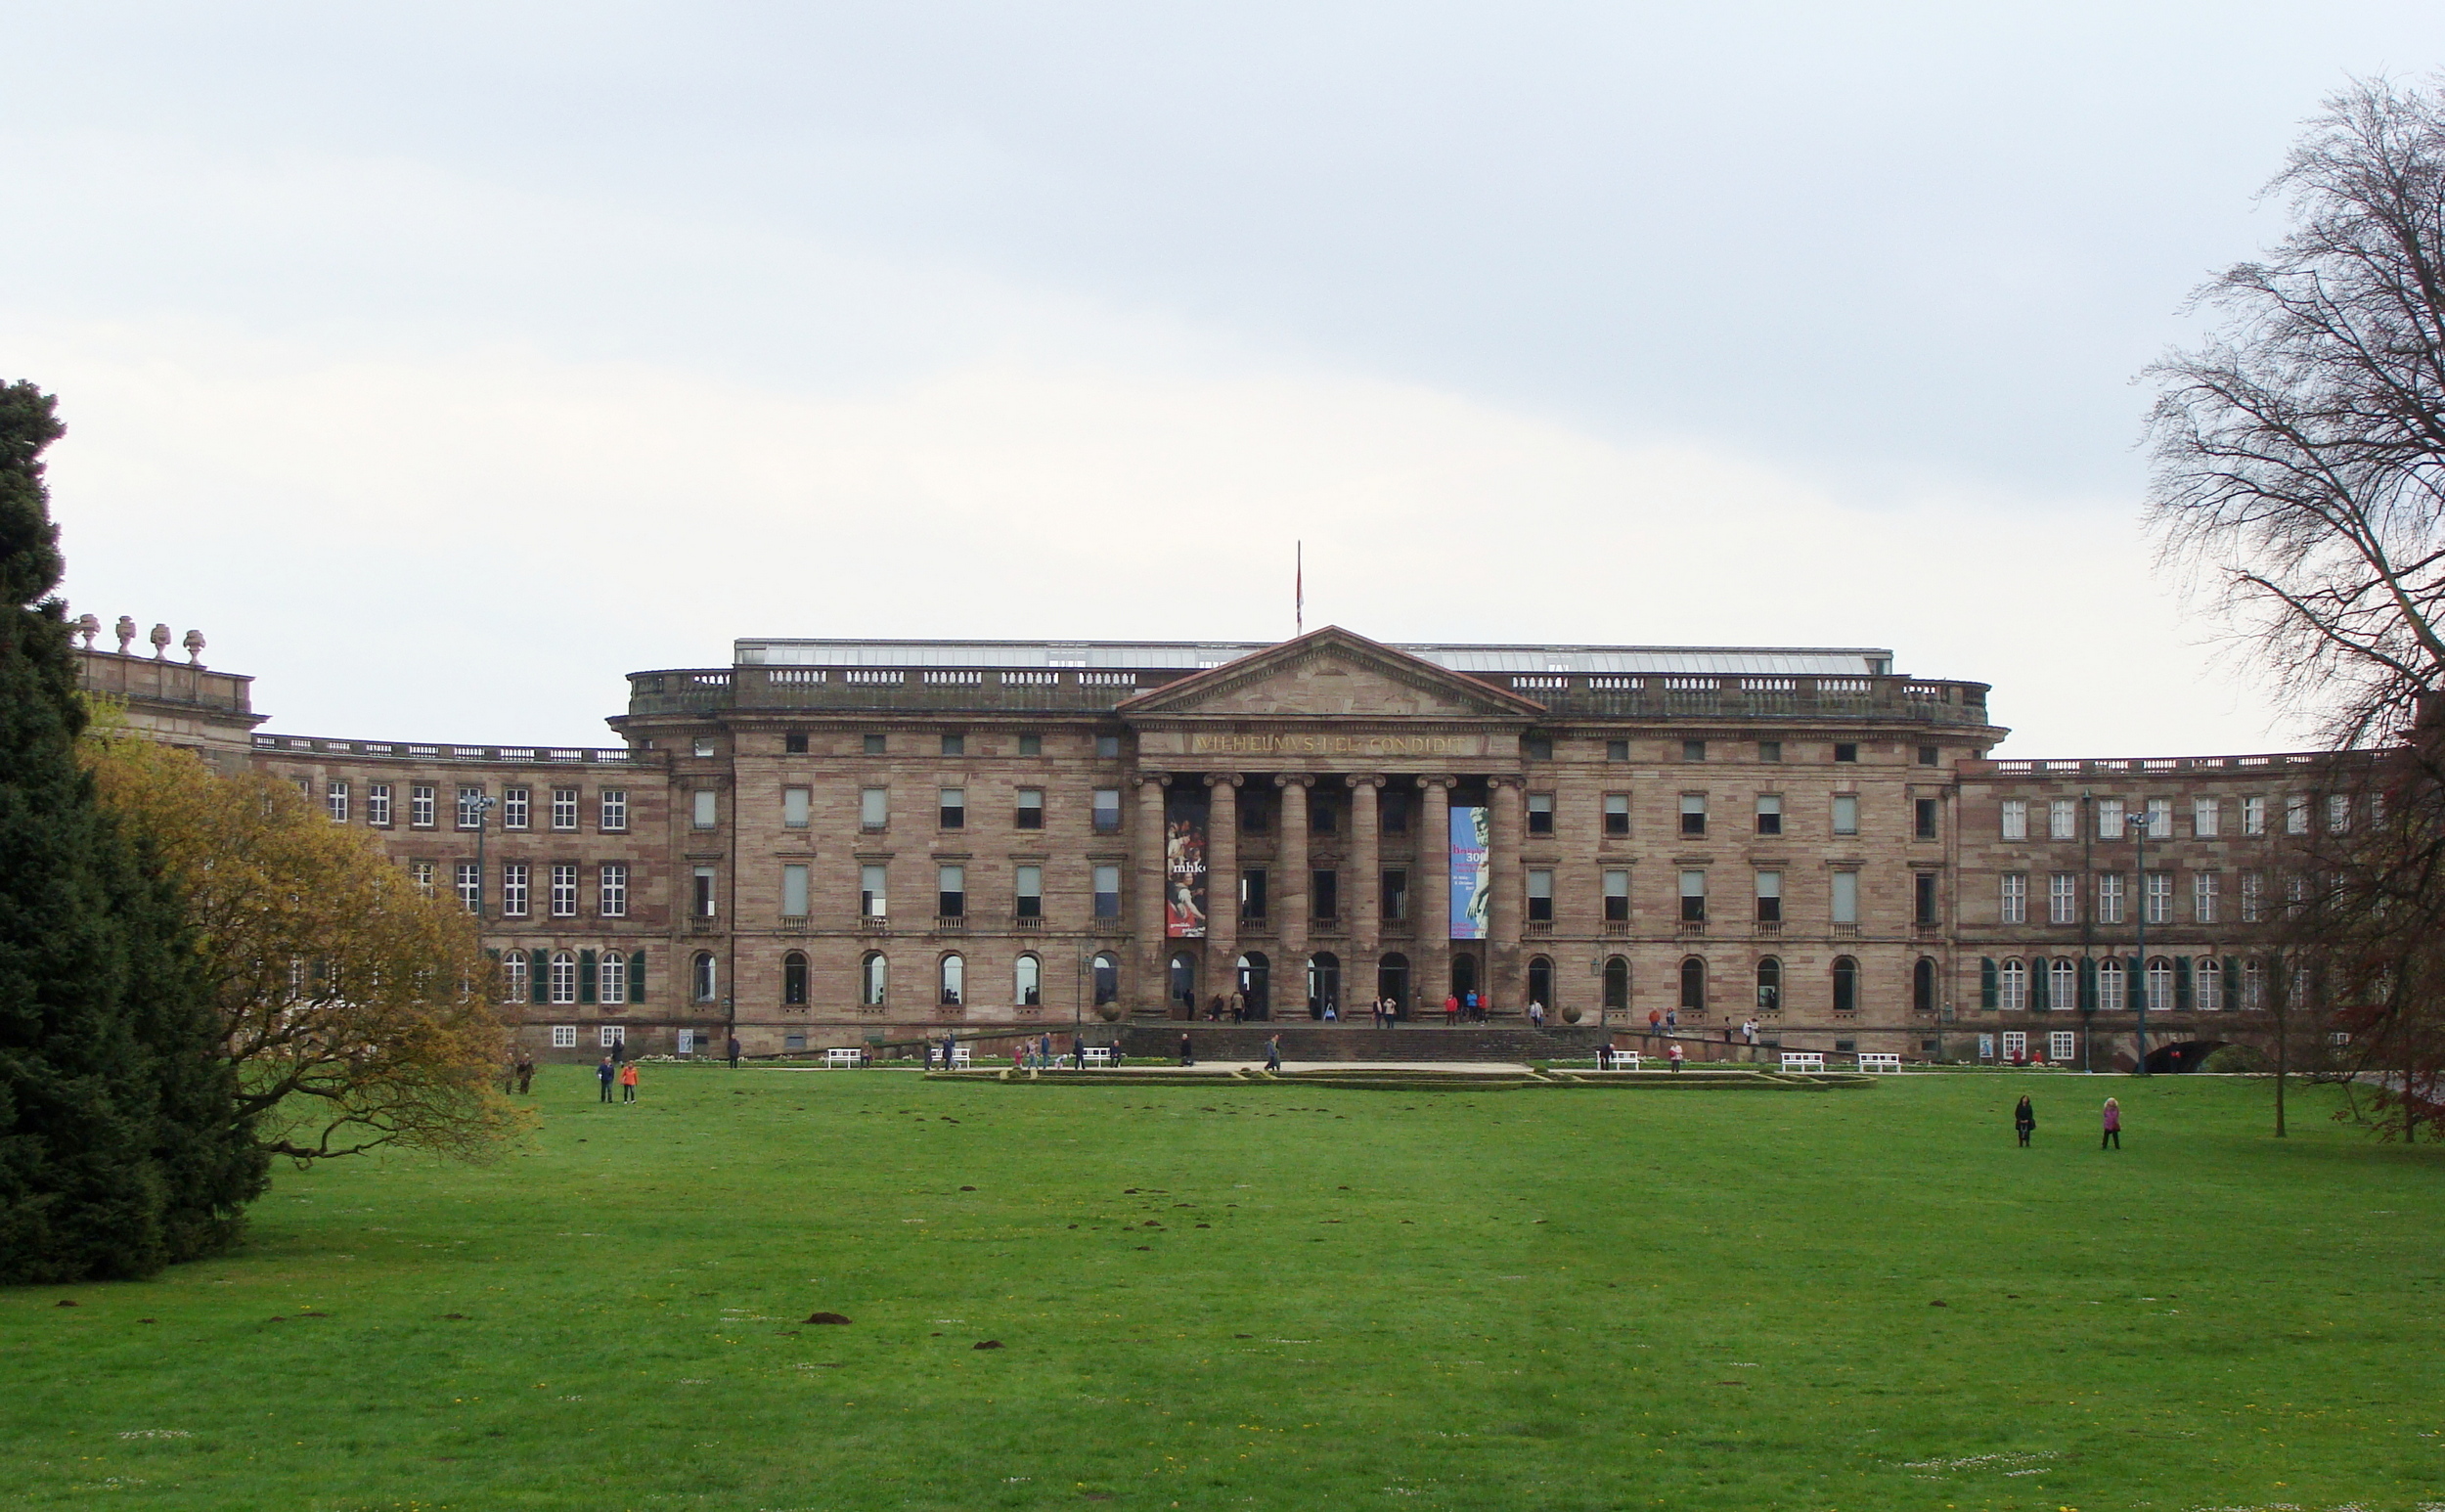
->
2101 1096 2121 1150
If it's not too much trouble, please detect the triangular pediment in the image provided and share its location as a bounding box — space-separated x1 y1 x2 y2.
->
1118 627 1546 721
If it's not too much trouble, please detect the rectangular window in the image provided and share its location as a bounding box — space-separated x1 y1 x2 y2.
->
1093 865 1123 919
2097 798 2124 840
2000 959 2026 1011
1681 739 1707 763
783 787 811 828
2328 793 2350 833
1381 868 1408 921
600 1024 624 1049
941 734 964 757
293 775 311 800
781 864 810 918
1525 736 1553 761
410 860 435 893
936 866 965 919
600 790 627 831
1526 792 1555 835
1604 793 1630 836
501 786 529 829
1605 869 1631 922
861 787 888 829
1914 871 1937 925
2000 872 2027 924
326 781 349 823
692 866 716 917
600 863 628 918
2146 797 2172 839
502 954 529 1003
692 790 718 829
2241 870 2263 922
455 861 481 913
861 864 887 918
1092 788 1122 833
1240 868 1267 921
1678 869 1707 923
1679 794 1707 837
411 783 436 828
2244 795 2266 836
1758 739 1782 763
1755 795 1782 836
1527 868 1553 922
2049 872 2077 924
1832 794 1859 836
2144 871 2170 925
692 736 715 758
551 1024 577 1049
367 783 392 826
2097 872 2125 925
2286 794 2310 834
1015 865 1043 919
502 862 529 918
1607 739 1630 761
552 864 579 918
1831 870 1859 924
784 733 807 754
600 953 627 1005
548 787 577 830
1834 742 1858 763
1015 788 1045 829
2193 797 2220 838
864 733 886 755
1918 745 1939 767
1017 733 1042 756
2002 1030 2027 1060
2048 798 2075 840
1915 797 1939 840
2000 799 2026 840
456 785 486 829
1095 734 1123 759
1754 869 1781 923
939 787 965 829
2193 870 2219 923
1311 868 1338 920
2049 1030 2076 1062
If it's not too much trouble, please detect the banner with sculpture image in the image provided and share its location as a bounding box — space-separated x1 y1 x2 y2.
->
1165 788 1209 938
1450 803 1489 939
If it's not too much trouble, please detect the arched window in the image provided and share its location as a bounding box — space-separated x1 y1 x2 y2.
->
1678 956 1706 1012
1091 952 1120 1006
1915 956 1939 1014
2049 956 2076 1012
1832 956 1858 1014
691 951 716 1003
550 950 577 1005
1754 956 1780 1012
2243 956 2266 1009
860 951 888 1006
939 954 964 1006
2098 957 2126 1011
2146 956 2174 1012
600 951 628 1005
782 951 809 1006
2196 955 2223 1011
1014 954 1042 1006
1527 955 1553 1010
1603 956 1629 1011
502 952 527 1004
1997 957 2024 1012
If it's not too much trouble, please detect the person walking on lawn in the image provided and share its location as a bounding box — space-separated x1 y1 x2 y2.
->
597 1055 616 1102
515 1051 535 1095
2015 1095 2036 1147
1667 1043 1685 1074
619 1060 640 1103
2100 1096 2121 1150
1265 1034 1282 1072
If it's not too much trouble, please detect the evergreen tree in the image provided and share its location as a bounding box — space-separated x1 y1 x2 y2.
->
0 380 265 1284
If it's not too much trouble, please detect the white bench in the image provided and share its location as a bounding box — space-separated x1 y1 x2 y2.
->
1780 1051 1826 1074
823 1047 864 1068
950 1045 973 1069
1855 1052 1903 1074
1595 1051 1641 1071
1082 1046 1114 1067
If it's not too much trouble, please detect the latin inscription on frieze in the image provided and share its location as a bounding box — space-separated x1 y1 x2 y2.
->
1189 732 1484 758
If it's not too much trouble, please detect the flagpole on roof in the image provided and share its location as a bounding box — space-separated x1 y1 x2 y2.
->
1296 540 1304 637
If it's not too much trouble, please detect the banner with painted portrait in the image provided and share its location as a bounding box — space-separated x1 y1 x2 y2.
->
1165 789 1209 938
1449 803 1489 939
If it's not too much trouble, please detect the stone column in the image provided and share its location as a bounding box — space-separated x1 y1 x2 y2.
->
1487 775 1524 1018
1275 774 1312 1015
1417 777 1452 1015
1134 774 1172 1016
1205 774 1241 1013
1349 775 1382 998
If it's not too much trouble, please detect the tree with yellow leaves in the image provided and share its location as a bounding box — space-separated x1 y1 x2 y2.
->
83 721 529 1164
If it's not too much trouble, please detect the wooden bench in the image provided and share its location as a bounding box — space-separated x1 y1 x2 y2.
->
1081 1046 1114 1068
823 1047 864 1068
1779 1051 1826 1074
1855 1052 1903 1074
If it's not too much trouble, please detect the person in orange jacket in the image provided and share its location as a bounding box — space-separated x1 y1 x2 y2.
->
619 1059 640 1103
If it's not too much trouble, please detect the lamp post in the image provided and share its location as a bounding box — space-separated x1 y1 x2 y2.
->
2127 808 2152 1076
467 791 498 921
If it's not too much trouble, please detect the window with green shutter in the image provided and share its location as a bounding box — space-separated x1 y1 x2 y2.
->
529 948 549 1005
1978 957 1998 1010
629 949 645 1003
578 949 598 1005
2078 956 2098 1012
2174 956 2193 1010
2224 956 2243 1011
2030 956 2050 1010
2126 956 2145 1010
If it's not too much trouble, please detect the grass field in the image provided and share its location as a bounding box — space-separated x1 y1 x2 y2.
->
5 1067 2441 1512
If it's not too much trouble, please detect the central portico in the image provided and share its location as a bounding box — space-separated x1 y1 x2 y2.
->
1118 626 1550 1020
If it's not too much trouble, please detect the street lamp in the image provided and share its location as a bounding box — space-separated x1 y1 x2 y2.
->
467 791 499 921
2127 808 2152 1076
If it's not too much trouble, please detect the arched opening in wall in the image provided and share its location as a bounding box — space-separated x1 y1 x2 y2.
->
1377 953 1409 1016
1169 952 1198 1015
782 951 808 1006
1449 953 1480 1006
1914 956 1938 1015
1527 956 1553 1013
1678 956 1706 1013
1832 956 1859 1014
860 951 888 1006
692 952 716 1004
1603 956 1629 1012
1091 953 1120 1009
1234 953 1270 1019
1755 956 1781 1013
1307 953 1340 1020
939 954 964 1007
2144 1039 2230 1074
1014 954 1042 1007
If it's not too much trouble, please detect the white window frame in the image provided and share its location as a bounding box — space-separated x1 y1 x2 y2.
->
2286 794 2310 835
326 781 349 823
2144 870 2172 925
455 861 481 913
2241 870 2264 923
2048 1031 2076 1062
2192 871 2219 923
860 952 887 1006
2002 1030 2027 1060
2097 872 2125 925
502 786 530 830
2243 795 2266 836
2097 798 2124 840
600 952 628 1005
2145 797 2172 839
411 783 436 828
1999 958 2026 1011
2192 797 2219 838
599 789 628 832
550 951 577 1004
368 782 392 827
2196 956 2223 1011
1999 798 2025 840
600 1024 624 1048
600 863 629 918
2048 798 2075 840
2049 958 2076 1010
505 954 529 1003
552 786 580 831
1999 872 2027 924
502 862 530 918
551 863 578 919
2048 872 2077 925
551 1023 576 1049
1753 794 1780 835
861 787 889 829
2328 793 2350 833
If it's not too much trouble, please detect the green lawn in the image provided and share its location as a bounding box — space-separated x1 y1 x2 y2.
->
5 1068 2440 1512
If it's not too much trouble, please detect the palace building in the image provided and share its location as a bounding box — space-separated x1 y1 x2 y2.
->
81 621 2334 1070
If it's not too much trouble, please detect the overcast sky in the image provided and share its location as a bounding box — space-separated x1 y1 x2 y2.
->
6 3 2437 753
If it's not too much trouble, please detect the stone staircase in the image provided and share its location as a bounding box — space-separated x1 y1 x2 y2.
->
1118 1022 1612 1064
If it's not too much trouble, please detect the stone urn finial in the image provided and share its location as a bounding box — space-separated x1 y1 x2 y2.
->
183 629 205 666
149 622 172 659
114 615 136 654
75 612 99 648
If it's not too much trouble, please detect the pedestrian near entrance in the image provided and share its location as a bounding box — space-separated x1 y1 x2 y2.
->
1178 1033 1195 1066
597 1055 615 1102
1464 989 1480 1021
620 1061 639 1102
2100 1097 2121 1150
728 1034 741 1069
1667 1043 1684 1073
2015 1095 2036 1147
1265 1034 1282 1072
1445 994 1459 1027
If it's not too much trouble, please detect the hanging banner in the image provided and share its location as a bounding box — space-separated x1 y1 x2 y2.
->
1450 804 1489 939
1165 789 1210 938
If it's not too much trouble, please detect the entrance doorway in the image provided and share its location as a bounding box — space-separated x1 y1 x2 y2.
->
1307 953 1340 1020
1376 953 1409 1017
1450 953 1480 1015
1527 956 1553 1014
1234 953 1270 1019
1168 952 1198 1018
